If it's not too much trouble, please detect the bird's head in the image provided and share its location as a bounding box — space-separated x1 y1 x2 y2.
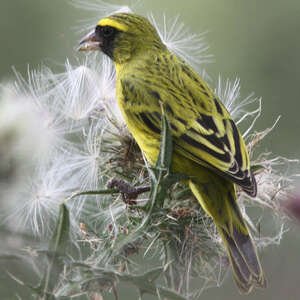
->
79 13 166 65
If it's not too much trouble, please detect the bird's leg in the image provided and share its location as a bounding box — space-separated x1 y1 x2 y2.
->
107 179 150 204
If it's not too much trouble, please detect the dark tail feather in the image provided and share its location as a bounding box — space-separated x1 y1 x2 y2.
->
228 249 252 294
218 224 267 294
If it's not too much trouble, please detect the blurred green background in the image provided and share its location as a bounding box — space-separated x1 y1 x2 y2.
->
0 0 299 299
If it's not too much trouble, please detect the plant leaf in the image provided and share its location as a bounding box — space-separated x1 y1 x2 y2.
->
38 204 70 298
251 164 265 173
67 189 118 201
156 113 173 170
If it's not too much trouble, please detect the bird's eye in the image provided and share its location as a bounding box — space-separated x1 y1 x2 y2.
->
101 26 115 37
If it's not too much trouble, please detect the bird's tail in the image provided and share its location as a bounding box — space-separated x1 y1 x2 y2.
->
189 179 266 294
217 222 267 294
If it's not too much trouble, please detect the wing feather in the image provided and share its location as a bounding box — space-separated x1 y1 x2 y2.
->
119 54 257 196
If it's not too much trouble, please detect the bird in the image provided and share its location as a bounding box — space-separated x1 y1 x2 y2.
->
79 13 266 293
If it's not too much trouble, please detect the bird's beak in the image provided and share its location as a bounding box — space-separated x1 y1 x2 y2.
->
78 29 102 51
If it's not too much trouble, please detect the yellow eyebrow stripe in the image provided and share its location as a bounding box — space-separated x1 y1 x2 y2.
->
97 18 128 32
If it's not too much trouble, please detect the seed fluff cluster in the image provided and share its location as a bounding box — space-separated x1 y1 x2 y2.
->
0 1 297 299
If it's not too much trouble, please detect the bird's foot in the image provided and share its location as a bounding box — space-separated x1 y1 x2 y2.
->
107 179 150 205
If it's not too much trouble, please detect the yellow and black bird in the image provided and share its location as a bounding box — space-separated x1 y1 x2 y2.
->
79 13 266 293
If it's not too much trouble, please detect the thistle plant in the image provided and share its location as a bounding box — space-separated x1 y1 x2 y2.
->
0 1 297 300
